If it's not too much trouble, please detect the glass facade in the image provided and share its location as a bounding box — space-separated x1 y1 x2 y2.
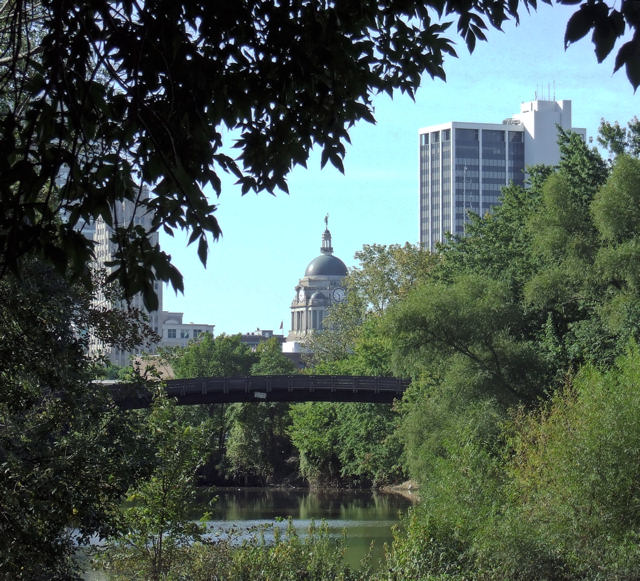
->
481 129 507 214
430 132 441 249
454 128 479 235
418 129 454 249
419 133 429 245
420 124 526 249
441 130 451 237
508 131 525 186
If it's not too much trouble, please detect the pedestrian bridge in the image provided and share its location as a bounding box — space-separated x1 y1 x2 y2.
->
108 375 409 409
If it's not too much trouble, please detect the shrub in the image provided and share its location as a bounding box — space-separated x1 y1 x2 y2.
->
499 342 640 578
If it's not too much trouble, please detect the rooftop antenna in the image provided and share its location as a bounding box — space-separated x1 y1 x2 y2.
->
553 80 556 100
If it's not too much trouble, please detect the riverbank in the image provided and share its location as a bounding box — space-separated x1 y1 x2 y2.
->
211 481 418 493
205 480 420 504
379 480 420 502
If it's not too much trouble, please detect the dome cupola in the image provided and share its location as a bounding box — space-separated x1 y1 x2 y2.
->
304 214 347 277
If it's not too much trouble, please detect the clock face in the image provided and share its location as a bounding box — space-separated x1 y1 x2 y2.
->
332 287 346 302
298 288 306 301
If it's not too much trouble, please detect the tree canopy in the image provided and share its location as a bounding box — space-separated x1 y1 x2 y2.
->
168 333 256 378
0 264 154 579
379 125 640 578
1 0 638 308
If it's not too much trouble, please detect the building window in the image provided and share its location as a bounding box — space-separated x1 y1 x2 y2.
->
456 128 479 143
193 329 201 338
167 328 176 339
180 329 190 339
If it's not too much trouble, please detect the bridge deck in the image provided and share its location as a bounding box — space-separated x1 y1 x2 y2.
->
108 375 409 408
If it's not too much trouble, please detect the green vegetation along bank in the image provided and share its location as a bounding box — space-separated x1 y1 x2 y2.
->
7 120 640 580
96 119 640 580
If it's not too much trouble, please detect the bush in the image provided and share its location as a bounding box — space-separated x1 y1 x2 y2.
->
493 342 640 578
101 520 367 581
229 520 366 580
95 391 213 581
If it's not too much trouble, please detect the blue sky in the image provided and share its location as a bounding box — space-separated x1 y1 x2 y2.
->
161 4 639 336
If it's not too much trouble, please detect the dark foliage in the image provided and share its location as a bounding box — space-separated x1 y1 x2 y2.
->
1 0 635 309
0 263 154 579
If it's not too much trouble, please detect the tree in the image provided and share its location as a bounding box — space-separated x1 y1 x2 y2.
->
592 154 640 244
1 1 638 308
288 402 341 486
526 130 608 267
494 343 640 578
390 274 547 402
380 121 640 579
300 245 432 485
0 262 154 580
514 132 610 366
168 333 257 379
97 391 213 581
333 402 405 486
225 338 298 484
438 180 543 295
307 243 435 366
347 243 438 315
598 117 640 159
162 333 257 483
250 337 297 376
590 155 640 351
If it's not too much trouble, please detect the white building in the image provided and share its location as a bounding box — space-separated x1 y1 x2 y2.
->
419 99 586 250
283 218 348 354
159 311 214 349
90 188 214 366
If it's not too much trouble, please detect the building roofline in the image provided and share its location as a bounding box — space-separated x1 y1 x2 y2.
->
419 120 525 134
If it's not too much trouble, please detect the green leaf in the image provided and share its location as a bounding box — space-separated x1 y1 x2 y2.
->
197 236 208 265
320 147 330 169
614 40 635 72
622 41 640 89
593 22 618 62
565 6 594 47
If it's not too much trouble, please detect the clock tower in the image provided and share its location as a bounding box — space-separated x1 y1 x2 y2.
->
283 217 347 353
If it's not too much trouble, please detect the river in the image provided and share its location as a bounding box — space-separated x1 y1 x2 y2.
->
206 487 413 567
83 487 413 579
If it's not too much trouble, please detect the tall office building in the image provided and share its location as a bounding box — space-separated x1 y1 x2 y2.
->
90 188 214 366
419 99 585 250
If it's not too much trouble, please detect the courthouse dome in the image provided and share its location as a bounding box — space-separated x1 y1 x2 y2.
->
305 254 348 277
304 215 347 277
285 216 348 352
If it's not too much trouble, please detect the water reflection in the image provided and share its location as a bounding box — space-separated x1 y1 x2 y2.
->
83 488 413 579
205 488 412 568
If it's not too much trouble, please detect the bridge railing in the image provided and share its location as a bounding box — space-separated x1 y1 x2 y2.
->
106 375 410 408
